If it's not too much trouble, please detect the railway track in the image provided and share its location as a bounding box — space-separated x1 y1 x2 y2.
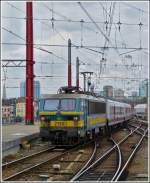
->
2 119 148 181
114 128 147 181
2 146 58 180
71 137 121 181
128 121 148 137
2 138 51 164
2 141 95 181
71 126 147 181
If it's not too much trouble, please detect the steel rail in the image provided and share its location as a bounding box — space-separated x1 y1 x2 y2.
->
3 141 93 181
71 127 139 181
2 146 55 167
128 124 148 137
111 138 122 181
3 148 72 181
129 124 146 131
70 141 97 181
114 129 148 181
138 119 148 124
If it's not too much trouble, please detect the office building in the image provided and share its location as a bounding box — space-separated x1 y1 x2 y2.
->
20 81 40 100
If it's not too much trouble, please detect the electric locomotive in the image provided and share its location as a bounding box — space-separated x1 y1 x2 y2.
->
39 86 107 144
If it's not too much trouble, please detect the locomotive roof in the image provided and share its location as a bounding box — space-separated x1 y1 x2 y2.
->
41 94 131 106
41 93 106 102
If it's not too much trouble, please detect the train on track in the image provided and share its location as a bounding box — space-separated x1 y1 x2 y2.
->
134 104 148 120
39 86 133 145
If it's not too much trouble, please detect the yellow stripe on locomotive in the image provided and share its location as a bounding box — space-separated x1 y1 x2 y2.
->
39 111 84 116
89 116 107 125
40 116 107 128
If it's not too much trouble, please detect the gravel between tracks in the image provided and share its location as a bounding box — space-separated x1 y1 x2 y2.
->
3 143 94 181
127 137 148 181
2 138 50 163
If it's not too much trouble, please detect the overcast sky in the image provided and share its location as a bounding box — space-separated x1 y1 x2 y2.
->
2 1 149 98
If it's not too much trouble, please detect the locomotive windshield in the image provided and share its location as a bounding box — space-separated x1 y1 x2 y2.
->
43 99 75 111
44 99 59 111
60 99 75 111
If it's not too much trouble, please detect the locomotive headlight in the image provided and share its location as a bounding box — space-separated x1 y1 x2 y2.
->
41 116 45 121
73 116 78 121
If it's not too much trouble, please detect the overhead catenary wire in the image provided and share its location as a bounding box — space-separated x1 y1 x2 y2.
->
7 2 25 14
2 2 148 96
78 2 123 59
98 2 144 75
78 2 111 45
2 16 148 27
42 2 72 22
2 42 148 50
99 2 126 51
122 2 148 14
99 2 126 48
1 42 148 51
2 26 68 63
40 6 104 56
2 27 25 41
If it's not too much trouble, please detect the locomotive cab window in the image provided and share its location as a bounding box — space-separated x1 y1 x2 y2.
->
60 99 75 111
44 99 59 111
43 99 76 111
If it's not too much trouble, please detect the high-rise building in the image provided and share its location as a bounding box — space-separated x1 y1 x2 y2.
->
132 91 138 97
2 83 7 99
139 79 148 97
99 91 104 96
20 81 40 100
20 82 25 98
103 85 113 97
34 81 40 100
114 89 125 100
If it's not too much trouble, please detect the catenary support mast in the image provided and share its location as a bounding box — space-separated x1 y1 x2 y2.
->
26 1 34 125
68 39 72 87
76 57 79 90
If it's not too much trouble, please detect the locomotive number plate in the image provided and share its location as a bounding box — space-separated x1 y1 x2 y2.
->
55 121 65 127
